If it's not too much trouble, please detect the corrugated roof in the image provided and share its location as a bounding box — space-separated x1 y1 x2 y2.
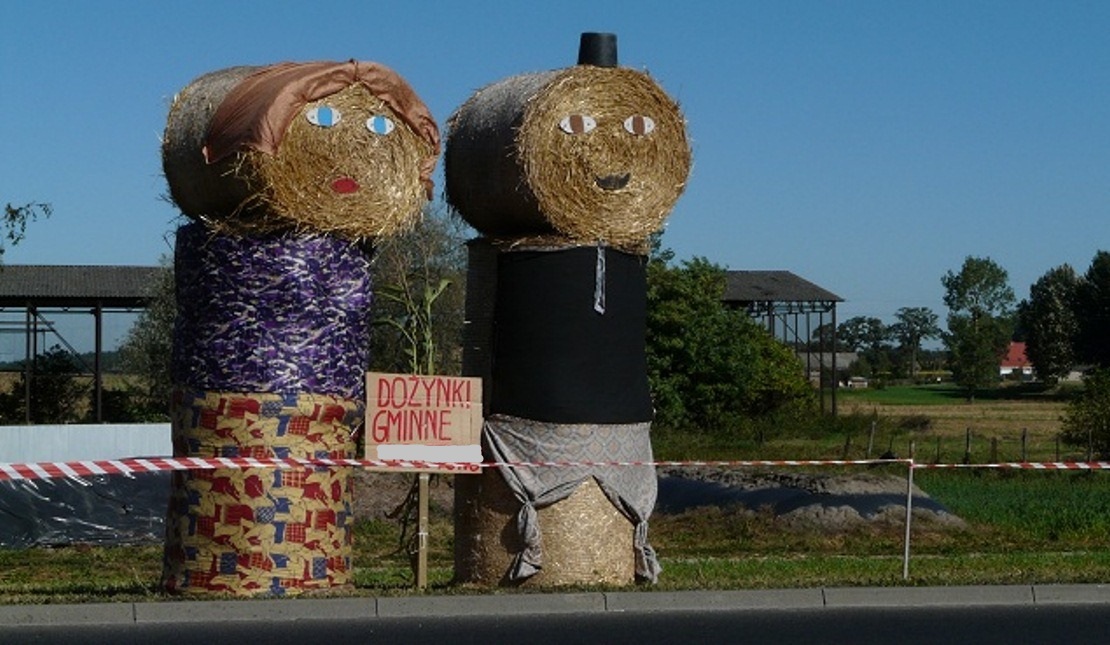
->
0 265 163 308
723 270 842 304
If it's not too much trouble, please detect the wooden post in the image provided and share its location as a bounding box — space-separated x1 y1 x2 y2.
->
1021 428 1028 463
866 420 876 458
416 473 430 590
963 427 972 464
842 432 852 460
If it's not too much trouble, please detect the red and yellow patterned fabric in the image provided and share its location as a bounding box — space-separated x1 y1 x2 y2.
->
162 389 362 596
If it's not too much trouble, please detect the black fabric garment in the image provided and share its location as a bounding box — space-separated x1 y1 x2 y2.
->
490 246 653 423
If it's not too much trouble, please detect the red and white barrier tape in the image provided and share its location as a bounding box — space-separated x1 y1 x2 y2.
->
915 461 1110 470
2 456 1109 483
0 456 909 482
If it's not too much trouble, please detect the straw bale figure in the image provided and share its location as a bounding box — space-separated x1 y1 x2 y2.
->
447 33 691 586
160 60 439 596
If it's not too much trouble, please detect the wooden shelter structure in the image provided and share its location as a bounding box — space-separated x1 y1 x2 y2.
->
722 270 843 414
0 265 162 423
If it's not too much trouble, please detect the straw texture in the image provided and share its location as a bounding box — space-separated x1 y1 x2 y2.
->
453 468 634 587
445 65 690 250
163 63 437 239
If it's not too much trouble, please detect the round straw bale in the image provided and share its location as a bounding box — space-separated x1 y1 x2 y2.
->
163 66 260 223
453 468 634 586
446 65 690 249
163 63 439 239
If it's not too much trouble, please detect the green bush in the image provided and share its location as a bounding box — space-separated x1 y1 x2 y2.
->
1061 368 1110 458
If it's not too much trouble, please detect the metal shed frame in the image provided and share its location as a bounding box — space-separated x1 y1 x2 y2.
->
0 265 162 423
722 270 844 415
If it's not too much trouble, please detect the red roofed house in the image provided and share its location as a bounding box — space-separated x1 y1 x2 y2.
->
1000 341 1033 380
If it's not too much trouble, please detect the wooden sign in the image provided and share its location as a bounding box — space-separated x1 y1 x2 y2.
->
365 373 482 470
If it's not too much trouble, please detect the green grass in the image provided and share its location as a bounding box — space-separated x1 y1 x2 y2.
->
1 385 1107 603
3 465 1110 602
838 382 1079 406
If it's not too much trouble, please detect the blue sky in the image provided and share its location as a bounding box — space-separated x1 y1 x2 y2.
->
1 1 1108 350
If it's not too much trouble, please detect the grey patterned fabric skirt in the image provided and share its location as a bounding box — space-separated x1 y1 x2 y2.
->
483 413 661 582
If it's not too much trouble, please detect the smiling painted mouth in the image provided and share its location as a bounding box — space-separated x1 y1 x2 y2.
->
595 173 631 191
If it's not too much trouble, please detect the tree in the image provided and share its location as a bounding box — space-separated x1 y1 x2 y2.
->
0 345 87 424
1061 368 1110 459
2 202 51 261
836 316 891 377
1074 250 1110 369
1018 264 1079 384
646 249 814 433
117 258 175 420
889 307 941 380
370 205 468 376
942 256 1015 400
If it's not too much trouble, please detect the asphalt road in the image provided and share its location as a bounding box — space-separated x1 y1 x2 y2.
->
2 585 1109 644
5 604 1110 645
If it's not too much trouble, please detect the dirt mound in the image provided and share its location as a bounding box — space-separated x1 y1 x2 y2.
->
656 467 966 531
350 468 966 533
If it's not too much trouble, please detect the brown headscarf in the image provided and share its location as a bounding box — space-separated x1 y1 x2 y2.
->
202 60 441 197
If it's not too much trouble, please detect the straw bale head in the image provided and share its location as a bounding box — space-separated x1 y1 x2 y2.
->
446 65 690 249
163 61 440 239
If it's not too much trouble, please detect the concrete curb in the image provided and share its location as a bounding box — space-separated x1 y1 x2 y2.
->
2 585 1110 627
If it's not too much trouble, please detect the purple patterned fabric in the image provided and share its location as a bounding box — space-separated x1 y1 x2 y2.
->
172 223 373 399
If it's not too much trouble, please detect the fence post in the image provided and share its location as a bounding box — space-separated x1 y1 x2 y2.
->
1021 428 1028 463
867 420 876 458
963 427 972 464
902 441 916 581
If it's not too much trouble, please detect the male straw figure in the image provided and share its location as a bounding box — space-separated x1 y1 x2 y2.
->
447 33 691 585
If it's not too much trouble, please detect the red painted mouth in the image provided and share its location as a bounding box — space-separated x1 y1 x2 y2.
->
331 177 360 194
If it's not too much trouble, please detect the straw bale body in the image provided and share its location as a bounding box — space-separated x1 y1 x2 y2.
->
446 65 690 251
454 469 633 586
163 61 439 239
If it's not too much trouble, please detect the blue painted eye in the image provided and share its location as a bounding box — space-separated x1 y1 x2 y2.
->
306 105 341 127
365 115 395 135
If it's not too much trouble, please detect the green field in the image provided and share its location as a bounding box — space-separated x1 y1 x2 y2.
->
1 384 1107 602
3 466 1110 602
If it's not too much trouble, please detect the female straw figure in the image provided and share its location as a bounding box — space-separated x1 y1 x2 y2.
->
161 60 438 596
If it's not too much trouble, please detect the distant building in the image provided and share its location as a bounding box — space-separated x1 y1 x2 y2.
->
1000 341 1033 380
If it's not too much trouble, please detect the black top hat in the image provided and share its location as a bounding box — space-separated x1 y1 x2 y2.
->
577 32 618 67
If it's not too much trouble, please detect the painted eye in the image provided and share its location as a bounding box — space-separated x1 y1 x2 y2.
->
623 115 656 135
305 105 341 127
366 115 395 135
559 114 597 135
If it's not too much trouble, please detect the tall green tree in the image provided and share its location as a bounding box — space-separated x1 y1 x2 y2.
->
646 249 813 433
942 256 1015 401
889 306 941 380
1019 264 1079 384
1074 250 1110 369
117 258 174 420
836 316 891 376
